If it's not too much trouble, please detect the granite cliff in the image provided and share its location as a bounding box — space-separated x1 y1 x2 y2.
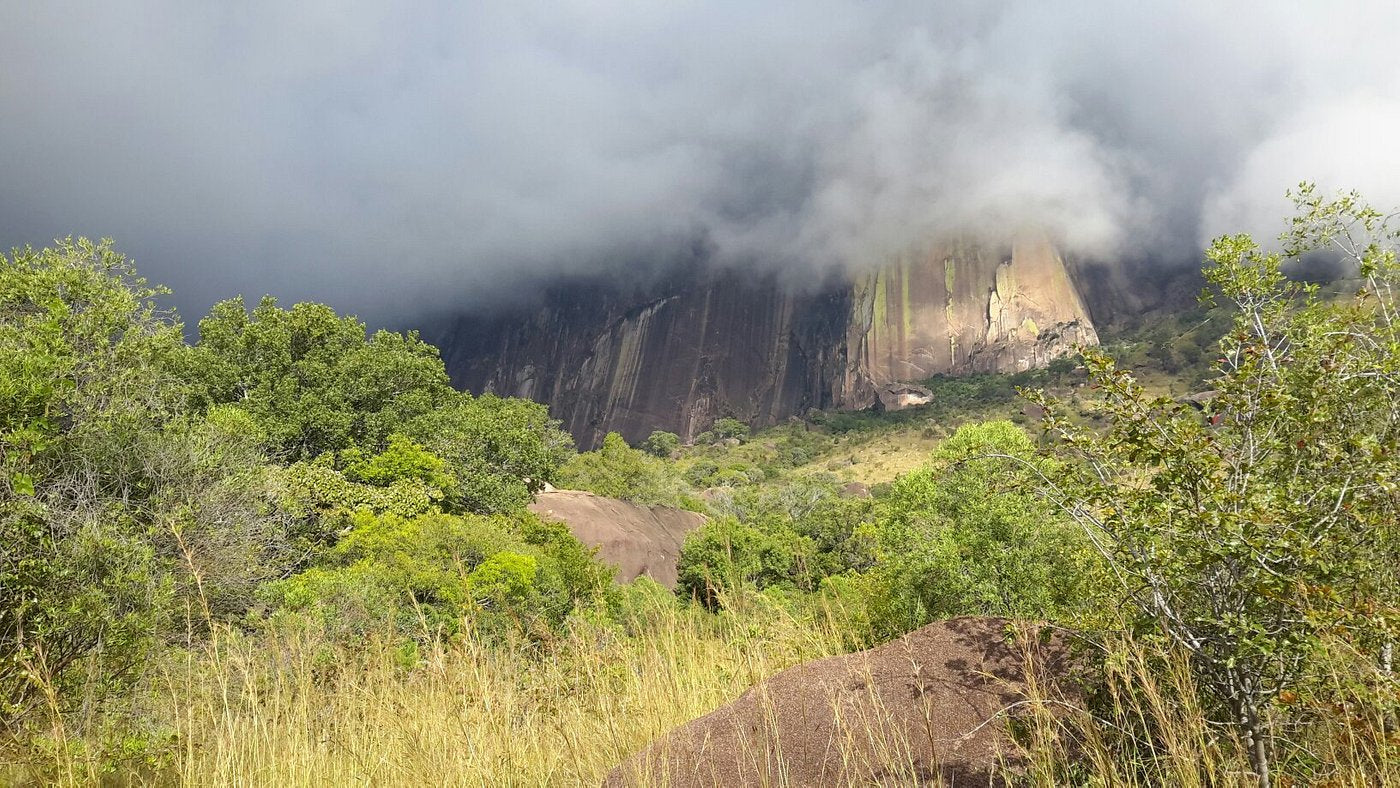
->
433 235 1098 448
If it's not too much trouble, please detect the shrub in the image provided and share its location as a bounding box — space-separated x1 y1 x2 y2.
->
0 240 289 725
848 421 1101 641
677 518 816 606
1030 187 1400 781
261 511 614 643
558 432 689 506
640 430 680 458
711 418 750 441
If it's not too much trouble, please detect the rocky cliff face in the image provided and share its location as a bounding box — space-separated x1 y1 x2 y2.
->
435 269 850 449
837 234 1097 409
433 235 1098 448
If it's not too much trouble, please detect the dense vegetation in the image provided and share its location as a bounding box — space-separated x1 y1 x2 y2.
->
0 241 604 739
3 187 1398 785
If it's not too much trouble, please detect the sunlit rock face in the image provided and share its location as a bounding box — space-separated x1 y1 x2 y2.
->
837 234 1098 409
433 235 1098 449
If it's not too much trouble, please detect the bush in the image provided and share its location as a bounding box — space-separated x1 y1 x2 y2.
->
0 240 292 725
405 393 573 514
677 518 816 607
683 460 721 488
839 421 1101 641
711 418 750 441
1029 188 1400 780
182 296 455 460
261 511 614 643
558 432 689 506
640 430 680 458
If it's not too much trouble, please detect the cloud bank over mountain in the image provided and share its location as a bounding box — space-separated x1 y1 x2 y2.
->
3 1 1398 323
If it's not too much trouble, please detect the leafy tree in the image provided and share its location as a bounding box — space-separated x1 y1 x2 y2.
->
186 297 573 515
0 240 292 723
710 475 877 578
2 240 183 721
684 460 722 488
678 475 877 608
853 421 1096 640
262 511 613 641
711 418 750 441
184 296 454 460
275 438 459 556
404 392 573 514
640 430 680 458
1029 187 1400 784
557 432 689 506
677 517 816 607
340 433 454 491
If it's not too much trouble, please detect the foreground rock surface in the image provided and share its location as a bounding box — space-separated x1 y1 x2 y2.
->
604 617 1075 787
528 489 705 588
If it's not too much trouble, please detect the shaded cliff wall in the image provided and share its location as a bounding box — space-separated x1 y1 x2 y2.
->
436 269 850 449
435 236 1098 448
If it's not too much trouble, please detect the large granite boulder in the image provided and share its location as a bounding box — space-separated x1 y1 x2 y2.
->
604 617 1080 787
528 489 705 588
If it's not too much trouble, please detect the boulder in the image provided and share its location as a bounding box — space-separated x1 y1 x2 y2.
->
839 481 871 499
528 490 705 588
1175 390 1220 411
874 382 934 412
604 617 1079 787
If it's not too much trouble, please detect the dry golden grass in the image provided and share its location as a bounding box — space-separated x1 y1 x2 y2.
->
19 594 844 787
799 432 944 485
1014 633 1400 788
12 600 1400 787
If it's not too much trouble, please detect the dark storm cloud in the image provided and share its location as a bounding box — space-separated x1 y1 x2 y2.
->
3 1 1398 325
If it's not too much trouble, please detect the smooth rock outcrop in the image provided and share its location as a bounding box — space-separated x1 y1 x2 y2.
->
604 617 1078 787
874 382 934 412
527 490 705 588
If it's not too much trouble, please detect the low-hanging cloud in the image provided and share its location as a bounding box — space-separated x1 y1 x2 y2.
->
3 1 1399 325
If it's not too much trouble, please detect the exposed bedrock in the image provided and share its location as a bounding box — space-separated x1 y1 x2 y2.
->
433 235 1100 449
527 489 705 589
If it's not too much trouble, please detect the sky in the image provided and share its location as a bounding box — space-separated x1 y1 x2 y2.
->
3 1 1399 327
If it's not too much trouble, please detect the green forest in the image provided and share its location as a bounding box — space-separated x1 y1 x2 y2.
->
4 188 1400 785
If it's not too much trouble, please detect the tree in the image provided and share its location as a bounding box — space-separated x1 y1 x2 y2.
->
641 430 680 458
185 298 574 515
184 296 454 460
849 421 1096 640
405 392 574 514
711 418 750 441
1 239 292 723
261 510 613 642
1029 187 1400 785
677 517 816 607
557 432 688 506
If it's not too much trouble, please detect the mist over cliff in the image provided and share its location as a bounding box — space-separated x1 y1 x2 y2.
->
3 2 1399 326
